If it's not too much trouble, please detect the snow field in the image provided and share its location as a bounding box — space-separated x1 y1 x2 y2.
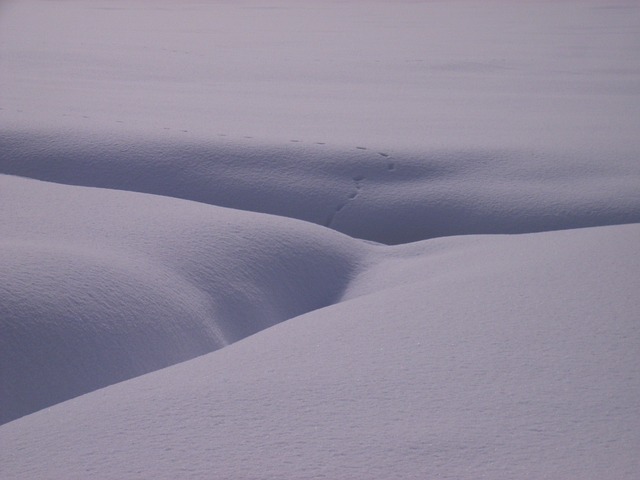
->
1 0 639 477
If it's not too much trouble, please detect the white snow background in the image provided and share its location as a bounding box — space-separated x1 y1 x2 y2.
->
1 0 639 478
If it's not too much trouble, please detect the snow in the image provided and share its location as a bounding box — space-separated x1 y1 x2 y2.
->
2 224 639 479
0 174 365 424
1 0 639 478
2 130 639 244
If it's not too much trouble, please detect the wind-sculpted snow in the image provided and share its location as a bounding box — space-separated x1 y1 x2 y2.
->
1 129 639 244
0 175 366 424
1 224 638 479
1 0 639 476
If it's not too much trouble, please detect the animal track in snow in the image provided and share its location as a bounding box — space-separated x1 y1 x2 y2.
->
325 175 367 228
322 144 397 229
4 108 396 172
3 107 398 231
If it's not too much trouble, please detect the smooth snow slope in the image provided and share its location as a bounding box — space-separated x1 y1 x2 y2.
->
2 0 640 244
0 174 366 424
1 0 639 151
1 224 638 479
1 130 639 244
1 0 640 478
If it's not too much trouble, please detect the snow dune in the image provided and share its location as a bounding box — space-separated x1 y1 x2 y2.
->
1 223 638 479
1 0 640 478
1 129 639 244
0 174 365 424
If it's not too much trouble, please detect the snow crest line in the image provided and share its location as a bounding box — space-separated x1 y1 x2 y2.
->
0 174 370 424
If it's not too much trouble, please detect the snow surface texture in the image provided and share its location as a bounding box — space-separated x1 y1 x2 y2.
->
2 129 639 244
1 0 640 478
2 222 640 479
0 175 366 424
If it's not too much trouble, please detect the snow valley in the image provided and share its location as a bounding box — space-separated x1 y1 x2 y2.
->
1 1 639 478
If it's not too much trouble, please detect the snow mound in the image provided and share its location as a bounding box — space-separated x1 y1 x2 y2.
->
2 129 639 244
0 174 366 424
1 0 639 476
1 224 638 479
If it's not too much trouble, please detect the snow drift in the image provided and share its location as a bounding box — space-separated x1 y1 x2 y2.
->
0 174 365 424
1 224 638 479
1 129 639 244
1 0 639 478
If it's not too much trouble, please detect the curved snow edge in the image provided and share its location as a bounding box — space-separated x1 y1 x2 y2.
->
1 128 639 244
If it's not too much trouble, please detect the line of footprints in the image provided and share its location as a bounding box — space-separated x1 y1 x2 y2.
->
213 136 396 228
3 108 396 228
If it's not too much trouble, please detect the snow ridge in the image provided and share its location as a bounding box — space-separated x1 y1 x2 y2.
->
0 175 367 424
1 0 640 477
2 129 639 244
